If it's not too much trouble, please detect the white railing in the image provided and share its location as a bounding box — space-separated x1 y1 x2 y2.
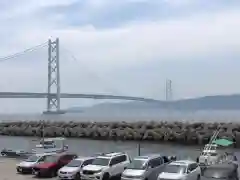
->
202 126 221 155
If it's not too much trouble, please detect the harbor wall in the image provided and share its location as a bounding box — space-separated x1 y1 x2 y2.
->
0 121 239 146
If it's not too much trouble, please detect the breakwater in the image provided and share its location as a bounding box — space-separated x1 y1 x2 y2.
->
0 121 240 146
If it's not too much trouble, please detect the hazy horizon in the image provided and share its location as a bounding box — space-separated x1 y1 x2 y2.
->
1 0 240 113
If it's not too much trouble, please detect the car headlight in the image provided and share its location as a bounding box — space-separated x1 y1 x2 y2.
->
94 170 102 174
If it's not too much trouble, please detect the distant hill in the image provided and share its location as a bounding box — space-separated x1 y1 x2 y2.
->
66 94 240 112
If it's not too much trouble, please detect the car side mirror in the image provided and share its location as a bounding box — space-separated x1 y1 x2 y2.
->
187 170 191 174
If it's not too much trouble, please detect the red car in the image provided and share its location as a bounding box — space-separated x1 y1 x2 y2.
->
32 153 77 177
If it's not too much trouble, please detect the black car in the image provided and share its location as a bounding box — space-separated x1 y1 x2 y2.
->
201 163 238 180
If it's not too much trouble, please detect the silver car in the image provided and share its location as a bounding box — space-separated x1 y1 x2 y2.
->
121 154 170 180
157 160 201 180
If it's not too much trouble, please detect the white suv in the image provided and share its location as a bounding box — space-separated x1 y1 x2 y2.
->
157 160 201 180
81 152 131 180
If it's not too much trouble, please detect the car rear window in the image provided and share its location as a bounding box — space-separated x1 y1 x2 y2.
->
163 164 187 174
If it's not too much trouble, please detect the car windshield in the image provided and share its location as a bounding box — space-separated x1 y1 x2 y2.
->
128 159 147 170
92 158 110 166
203 169 229 179
164 165 187 174
25 155 39 162
66 160 82 167
44 155 58 163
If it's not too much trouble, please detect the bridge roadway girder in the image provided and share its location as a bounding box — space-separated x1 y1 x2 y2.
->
0 92 160 102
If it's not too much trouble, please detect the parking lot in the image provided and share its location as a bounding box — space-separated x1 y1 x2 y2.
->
0 158 57 180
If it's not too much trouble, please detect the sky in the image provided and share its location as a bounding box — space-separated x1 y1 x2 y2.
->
0 0 240 113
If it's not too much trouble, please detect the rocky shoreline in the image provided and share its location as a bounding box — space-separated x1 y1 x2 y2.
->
0 121 240 146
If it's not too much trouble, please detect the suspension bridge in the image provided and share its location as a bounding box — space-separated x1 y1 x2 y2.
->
0 38 160 114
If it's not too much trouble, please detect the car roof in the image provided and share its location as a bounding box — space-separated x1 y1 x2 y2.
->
48 152 77 158
97 152 127 159
35 152 57 156
135 154 163 160
170 160 196 166
75 156 96 161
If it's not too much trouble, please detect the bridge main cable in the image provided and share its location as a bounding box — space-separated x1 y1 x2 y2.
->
0 42 47 62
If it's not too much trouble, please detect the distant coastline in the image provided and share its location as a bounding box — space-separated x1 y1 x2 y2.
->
0 94 240 123
66 94 240 112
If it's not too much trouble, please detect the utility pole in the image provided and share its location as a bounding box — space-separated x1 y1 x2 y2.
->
40 120 45 143
44 38 62 114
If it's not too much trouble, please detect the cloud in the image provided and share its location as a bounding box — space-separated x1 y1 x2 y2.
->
0 0 240 112
163 0 195 7
48 8 240 70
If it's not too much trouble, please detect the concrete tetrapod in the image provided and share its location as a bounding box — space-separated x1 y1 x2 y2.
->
0 121 239 146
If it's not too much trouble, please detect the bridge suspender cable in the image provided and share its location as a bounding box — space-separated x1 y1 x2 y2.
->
61 45 124 96
0 41 48 62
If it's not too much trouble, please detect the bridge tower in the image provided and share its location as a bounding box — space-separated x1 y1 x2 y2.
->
43 38 63 114
165 79 172 102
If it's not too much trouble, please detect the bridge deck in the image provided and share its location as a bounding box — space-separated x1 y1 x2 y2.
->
0 92 159 102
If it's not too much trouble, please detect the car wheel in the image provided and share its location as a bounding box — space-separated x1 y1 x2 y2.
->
50 170 56 177
75 172 81 180
197 174 200 180
102 173 110 180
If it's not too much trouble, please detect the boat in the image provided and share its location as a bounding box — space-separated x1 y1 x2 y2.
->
31 137 69 154
198 127 234 167
1 148 31 159
1 137 68 159
36 138 57 148
1 123 68 158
